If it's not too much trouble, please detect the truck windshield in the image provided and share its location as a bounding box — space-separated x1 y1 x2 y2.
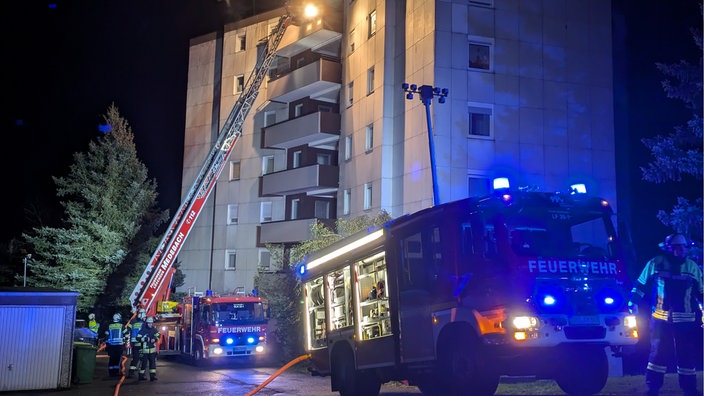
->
211 302 267 324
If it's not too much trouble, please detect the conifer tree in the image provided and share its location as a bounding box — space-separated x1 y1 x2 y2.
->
21 104 170 312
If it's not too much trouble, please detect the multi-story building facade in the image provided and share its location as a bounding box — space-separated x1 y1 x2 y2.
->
177 0 617 296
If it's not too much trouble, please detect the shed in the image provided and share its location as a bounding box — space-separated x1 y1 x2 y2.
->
0 288 78 392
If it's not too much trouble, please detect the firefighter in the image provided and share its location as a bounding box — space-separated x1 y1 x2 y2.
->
629 233 703 396
104 313 127 377
136 316 161 382
88 313 100 336
124 308 147 378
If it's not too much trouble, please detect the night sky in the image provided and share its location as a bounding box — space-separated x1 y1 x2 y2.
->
2 1 701 266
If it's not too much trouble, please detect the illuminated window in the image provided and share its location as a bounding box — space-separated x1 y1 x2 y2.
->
468 36 494 71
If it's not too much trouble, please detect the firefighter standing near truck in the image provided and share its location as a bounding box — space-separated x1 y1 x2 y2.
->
104 313 127 377
629 233 704 396
124 308 147 378
136 316 161 382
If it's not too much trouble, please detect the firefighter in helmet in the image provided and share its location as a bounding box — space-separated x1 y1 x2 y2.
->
629 233 703 396
136 316 161 381
88 313 100 336
104 313 127 377
124 308 147 378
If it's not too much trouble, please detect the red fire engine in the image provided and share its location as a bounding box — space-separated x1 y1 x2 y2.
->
297 179 639 396
156 287 269 363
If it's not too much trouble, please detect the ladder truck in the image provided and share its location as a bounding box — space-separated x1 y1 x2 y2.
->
129 9 292 319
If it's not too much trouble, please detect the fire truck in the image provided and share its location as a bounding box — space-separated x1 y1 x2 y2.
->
125 3 300 362
297 180 639 396
155 287 269 363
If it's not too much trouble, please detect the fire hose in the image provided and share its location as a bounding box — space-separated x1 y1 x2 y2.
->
244 353 311 396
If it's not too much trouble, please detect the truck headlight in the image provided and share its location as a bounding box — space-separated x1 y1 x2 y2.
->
512 316 539 329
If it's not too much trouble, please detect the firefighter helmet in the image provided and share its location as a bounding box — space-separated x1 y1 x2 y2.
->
88 313 95 320
662 233 688 251
138 308 146 320
146 316 155 324
113 313 122 322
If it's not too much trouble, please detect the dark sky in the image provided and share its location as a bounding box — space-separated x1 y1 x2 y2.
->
2 1 701 265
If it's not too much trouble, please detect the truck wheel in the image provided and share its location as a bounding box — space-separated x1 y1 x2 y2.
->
192 343 204 366
433 330 499 396
555 345 608 396
332 348 380 396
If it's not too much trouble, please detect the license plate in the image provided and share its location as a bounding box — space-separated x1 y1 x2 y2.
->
569 315 600 325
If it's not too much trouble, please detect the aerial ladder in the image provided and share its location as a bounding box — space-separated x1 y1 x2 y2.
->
130 10 292 317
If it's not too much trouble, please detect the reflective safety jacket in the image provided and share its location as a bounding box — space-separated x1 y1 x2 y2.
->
105 322 126 345
125 319 144 346
631 255 704 323
136 326 161 354
88 319 99 335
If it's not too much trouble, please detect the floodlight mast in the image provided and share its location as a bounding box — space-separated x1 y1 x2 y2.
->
402 83 448 206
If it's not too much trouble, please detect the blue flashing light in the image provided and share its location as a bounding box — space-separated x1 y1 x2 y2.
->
493 177 510 190
205 290 213 297
298 264 306 276
226 338 234 345
247 336 255 344
543 295 556 306
604 297 615 305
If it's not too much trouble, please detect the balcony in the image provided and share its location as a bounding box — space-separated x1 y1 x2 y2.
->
278 13 342 58
258 217 335 245
264 111 340 149
261 164 338 196
267 58 341 103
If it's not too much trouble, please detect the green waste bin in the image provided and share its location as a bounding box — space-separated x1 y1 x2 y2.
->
72 342 97 384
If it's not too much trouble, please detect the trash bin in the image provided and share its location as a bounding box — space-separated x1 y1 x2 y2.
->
72 342 97 384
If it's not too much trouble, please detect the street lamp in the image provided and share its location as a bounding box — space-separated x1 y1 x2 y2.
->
401 83 449 205
23 254 32 287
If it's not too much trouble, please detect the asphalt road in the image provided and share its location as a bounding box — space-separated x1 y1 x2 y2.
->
5 352 701 396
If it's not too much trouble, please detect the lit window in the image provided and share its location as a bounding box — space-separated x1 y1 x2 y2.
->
468 36 494 71
344 135 352 160
367 66 375 94
226 250 236 270
229 161 241 181
468 104 493 138
227 204 238 225
343 189 351 215
365 124 373 152
368 10 377 38
364 183 372 210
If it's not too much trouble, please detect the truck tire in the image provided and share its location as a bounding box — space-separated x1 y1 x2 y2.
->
419 327 499 396
332 347 381 396
555 345 608 396
191 343 205 366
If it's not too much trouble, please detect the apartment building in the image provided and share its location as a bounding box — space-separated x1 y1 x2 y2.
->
177 0 617 295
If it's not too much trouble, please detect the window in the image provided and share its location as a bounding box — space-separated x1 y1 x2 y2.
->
315 200 331 218
291 198 300 220
468 103 493 138
234 74 245 94
365 124 373 152
293 150 302 168
258 249 271 269
229 161 241 181
237 33 246 51
318 105 332 112
346 81 354 107
368 10 377 38
349 29 356 53
294 103 303 117
317 153 332 165
343 189 351 215
468 175 491 197
468 37 493 71
226 250 237 270
262 155 274 174
344 135 352 160
364 183 372 210
260 201 272 222
227 204 239 224
264 111 276 127
367 66 375 94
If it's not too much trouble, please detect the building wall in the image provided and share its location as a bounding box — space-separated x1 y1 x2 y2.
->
178 0 617 296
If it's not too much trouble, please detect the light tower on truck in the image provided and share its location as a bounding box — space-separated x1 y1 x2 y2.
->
402 82 448 206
